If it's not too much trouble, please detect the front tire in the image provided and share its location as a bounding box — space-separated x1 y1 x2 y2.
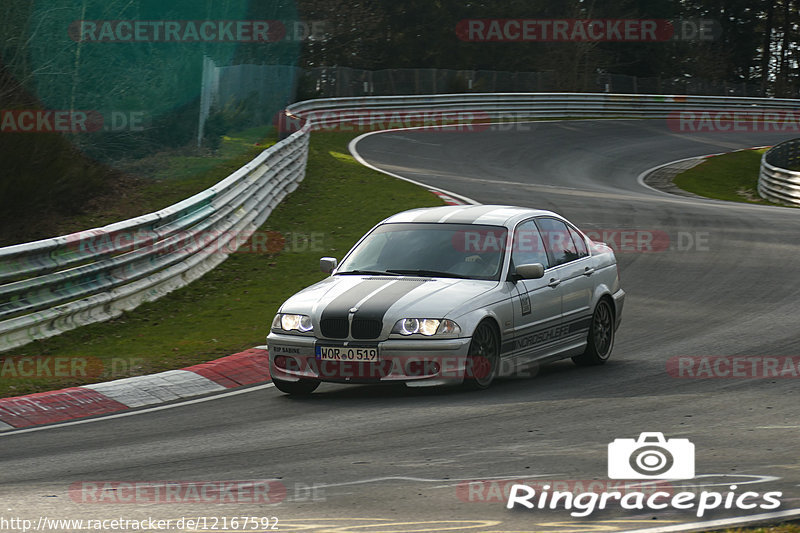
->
273 377 320 395
462 321 500 390
573 298 615 366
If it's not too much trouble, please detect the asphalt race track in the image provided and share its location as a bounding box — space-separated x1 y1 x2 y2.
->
2 119 799 532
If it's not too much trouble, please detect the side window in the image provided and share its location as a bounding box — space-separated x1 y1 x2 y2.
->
511 220 549 269
569 226 589 258
535 218 580 266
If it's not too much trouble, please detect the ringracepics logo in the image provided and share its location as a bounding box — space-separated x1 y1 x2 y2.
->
608 432 694 479
506 433 782 517
456 19 719 42
506 482 782 517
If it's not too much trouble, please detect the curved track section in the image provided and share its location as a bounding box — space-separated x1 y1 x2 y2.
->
2 119 799 532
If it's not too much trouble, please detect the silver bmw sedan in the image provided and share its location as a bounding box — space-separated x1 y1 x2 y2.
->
268 205 624 394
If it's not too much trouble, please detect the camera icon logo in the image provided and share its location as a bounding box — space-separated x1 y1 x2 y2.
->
608 432 695 480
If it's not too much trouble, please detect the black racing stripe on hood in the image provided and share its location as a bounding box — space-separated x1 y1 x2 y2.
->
320 279 395 320
352 280 430 322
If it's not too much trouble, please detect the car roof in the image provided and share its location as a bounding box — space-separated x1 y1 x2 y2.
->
381 205 559 228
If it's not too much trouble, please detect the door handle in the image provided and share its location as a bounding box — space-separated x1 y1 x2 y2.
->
583 267 596 276
547 278 561 288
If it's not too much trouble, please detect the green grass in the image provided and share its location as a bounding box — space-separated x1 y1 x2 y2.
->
61 126 278 234
672 148 790 207
0 131 443 397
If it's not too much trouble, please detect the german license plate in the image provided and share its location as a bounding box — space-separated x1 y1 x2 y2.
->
315 345 379 362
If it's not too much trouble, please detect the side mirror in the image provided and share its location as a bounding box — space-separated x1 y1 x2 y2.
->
510 263 545 281
320 257 338 274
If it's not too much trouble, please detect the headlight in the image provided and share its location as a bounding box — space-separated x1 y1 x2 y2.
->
392 318 461 336
272 313 314 333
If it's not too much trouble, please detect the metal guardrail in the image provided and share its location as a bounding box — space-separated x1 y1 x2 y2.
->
0 124 310 352
3 92 799 352
286 93 800 125
759 138 800 206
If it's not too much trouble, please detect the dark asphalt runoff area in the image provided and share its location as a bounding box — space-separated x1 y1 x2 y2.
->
2 119 799 533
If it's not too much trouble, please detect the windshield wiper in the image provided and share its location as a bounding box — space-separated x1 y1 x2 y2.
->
385 269 469 279
336 269 399 276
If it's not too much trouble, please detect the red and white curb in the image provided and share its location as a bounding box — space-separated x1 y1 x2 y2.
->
0 127 469 431
0 347 269 430
636 145 773 201
0 182 460 432
429 190 467 205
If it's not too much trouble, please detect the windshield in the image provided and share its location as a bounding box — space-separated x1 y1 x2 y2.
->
337 223 508 281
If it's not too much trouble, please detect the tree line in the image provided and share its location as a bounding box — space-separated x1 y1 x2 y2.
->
296 0 798 97
0 0 797 243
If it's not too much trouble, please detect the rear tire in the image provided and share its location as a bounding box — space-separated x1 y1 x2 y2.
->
573 298 615 367
462 321 500 390
272 377 320 395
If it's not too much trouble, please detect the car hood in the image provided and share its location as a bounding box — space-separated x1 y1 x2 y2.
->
281 275 499 322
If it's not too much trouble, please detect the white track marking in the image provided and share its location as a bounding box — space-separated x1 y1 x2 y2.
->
350 129 482 206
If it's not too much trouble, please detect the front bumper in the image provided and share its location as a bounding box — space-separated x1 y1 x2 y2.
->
267 332 472 386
